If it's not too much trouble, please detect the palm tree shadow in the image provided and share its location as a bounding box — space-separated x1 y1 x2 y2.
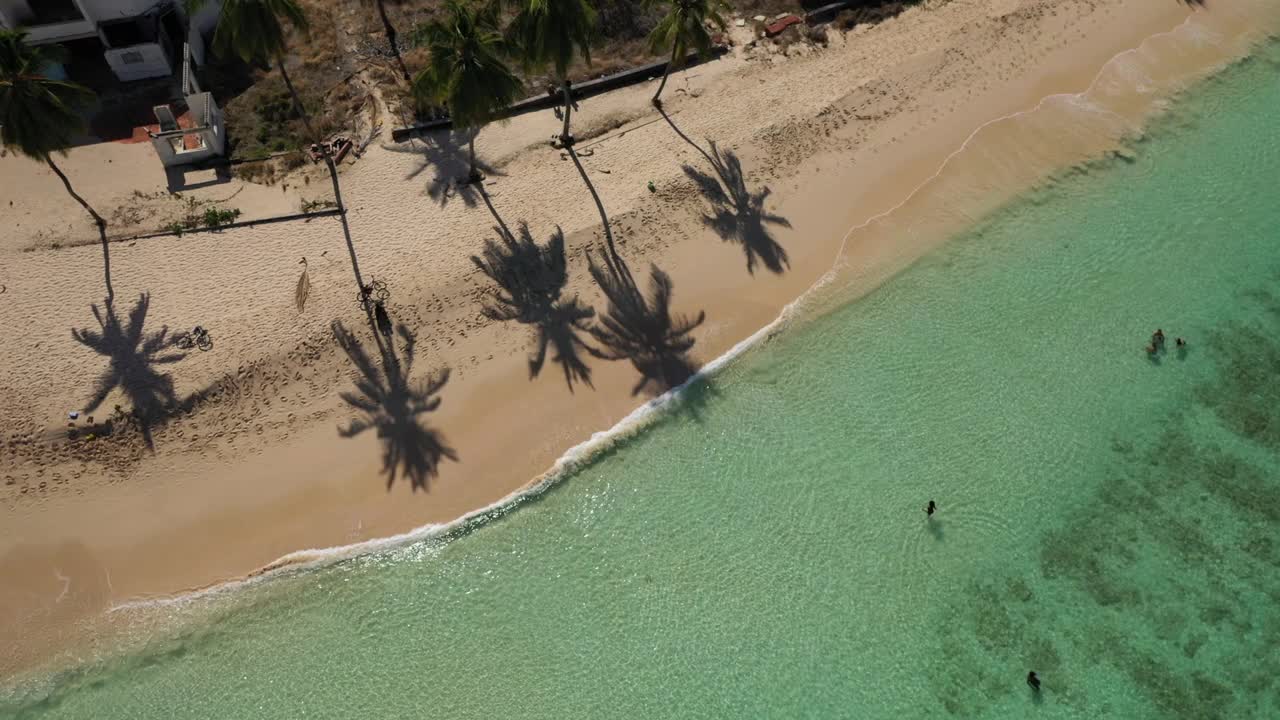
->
681 142 792 275
472 222 599 392
71 294 184 448
332 321 458 492
587 246 706 397
659 110 791 275
670 374 720 424
383 129 501 207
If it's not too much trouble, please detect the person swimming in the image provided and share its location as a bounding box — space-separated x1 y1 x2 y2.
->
925 500 937 517
1176 337 1186 347
1152 328 1165 347
1027 671 1041 691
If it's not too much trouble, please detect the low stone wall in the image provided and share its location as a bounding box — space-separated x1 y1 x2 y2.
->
391 46 730 143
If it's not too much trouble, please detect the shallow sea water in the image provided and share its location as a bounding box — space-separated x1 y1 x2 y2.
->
4 40 1280 720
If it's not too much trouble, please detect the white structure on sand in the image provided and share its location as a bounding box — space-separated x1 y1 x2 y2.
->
148 54 226 168
0 0 219 82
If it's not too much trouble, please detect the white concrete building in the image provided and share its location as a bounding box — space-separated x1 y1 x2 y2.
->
0 0 219 82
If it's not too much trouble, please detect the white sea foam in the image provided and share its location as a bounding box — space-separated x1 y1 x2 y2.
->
111 7 1275 613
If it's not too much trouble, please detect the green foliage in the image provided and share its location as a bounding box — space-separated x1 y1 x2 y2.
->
0 29 94 160
202 207 242 228
646 0 728 67
190 0 309 65
165 197 241 234
506 0 598 79
411 0 524 130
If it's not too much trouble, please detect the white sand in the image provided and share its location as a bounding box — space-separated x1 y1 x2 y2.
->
2 0 1277 679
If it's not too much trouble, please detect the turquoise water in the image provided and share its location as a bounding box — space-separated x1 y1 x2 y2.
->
6 43 1280 720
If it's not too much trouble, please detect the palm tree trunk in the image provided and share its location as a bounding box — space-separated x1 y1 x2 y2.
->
653 44 679 106
559 76 573 144
278 56 380 344
477 185 512 241
468 132 478 183
277 57 317 142
46 155 113 303
374 0 411 84
566 146 625 273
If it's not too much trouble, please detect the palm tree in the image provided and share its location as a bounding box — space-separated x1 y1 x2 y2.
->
507 0 596 145
333 321 457 491
193 0 376 319
412 0 524 183
363 0 411 83
472 223 597 390
0 30 112 302
587 247 704 395
646 0 727 106
72 294 185 447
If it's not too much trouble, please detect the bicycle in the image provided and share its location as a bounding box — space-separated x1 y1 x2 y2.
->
357 279 390 311
175 325 213 351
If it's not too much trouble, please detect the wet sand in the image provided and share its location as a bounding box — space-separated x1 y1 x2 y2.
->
2 0 1276 682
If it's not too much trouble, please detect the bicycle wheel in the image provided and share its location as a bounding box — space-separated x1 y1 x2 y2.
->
371 279 390 302
197 334 213 351
175 334 194 350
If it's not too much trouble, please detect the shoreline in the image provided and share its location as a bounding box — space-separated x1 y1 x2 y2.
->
117 6 1280 603
3 0 1278 685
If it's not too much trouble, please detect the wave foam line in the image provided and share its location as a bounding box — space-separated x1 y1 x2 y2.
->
110 7 1270 612
818 9 1211 281
111 289 812 611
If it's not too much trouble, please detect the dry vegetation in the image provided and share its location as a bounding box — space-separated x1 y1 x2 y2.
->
202 0 365 165
201 0 907 173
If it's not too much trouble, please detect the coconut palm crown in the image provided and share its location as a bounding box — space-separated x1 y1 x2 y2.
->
0 30 89 159
646 0 727 105
1 29 115 300
412 0 523 179
506 0 595 142
187 0 308 66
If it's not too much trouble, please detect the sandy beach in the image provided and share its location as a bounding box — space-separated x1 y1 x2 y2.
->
2 0 1276 681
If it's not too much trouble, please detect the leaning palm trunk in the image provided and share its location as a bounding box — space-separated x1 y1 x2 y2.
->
653 43 679 105
374 0 411 83
559 76 573 144
566 147 627 276
276 57 347 213
46 156 113 302
467 132 479 182
277 55 379 340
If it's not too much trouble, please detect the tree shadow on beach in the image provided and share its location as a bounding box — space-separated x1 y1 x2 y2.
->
587 246 705 397
659 109 791 275
566 145 620 259
71 294 184 448
472 223 599 392
332 320 457 492
384 129 500 208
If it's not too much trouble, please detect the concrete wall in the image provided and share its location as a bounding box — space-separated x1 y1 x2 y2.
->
0 0 29 27
150 92 225 167
79 0 163 21
12 17 97 43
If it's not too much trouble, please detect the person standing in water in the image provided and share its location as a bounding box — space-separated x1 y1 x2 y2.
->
925 500 937 517
1027 671 1041 691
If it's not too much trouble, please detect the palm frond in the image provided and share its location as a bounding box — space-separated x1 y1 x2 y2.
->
0 29 93 160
